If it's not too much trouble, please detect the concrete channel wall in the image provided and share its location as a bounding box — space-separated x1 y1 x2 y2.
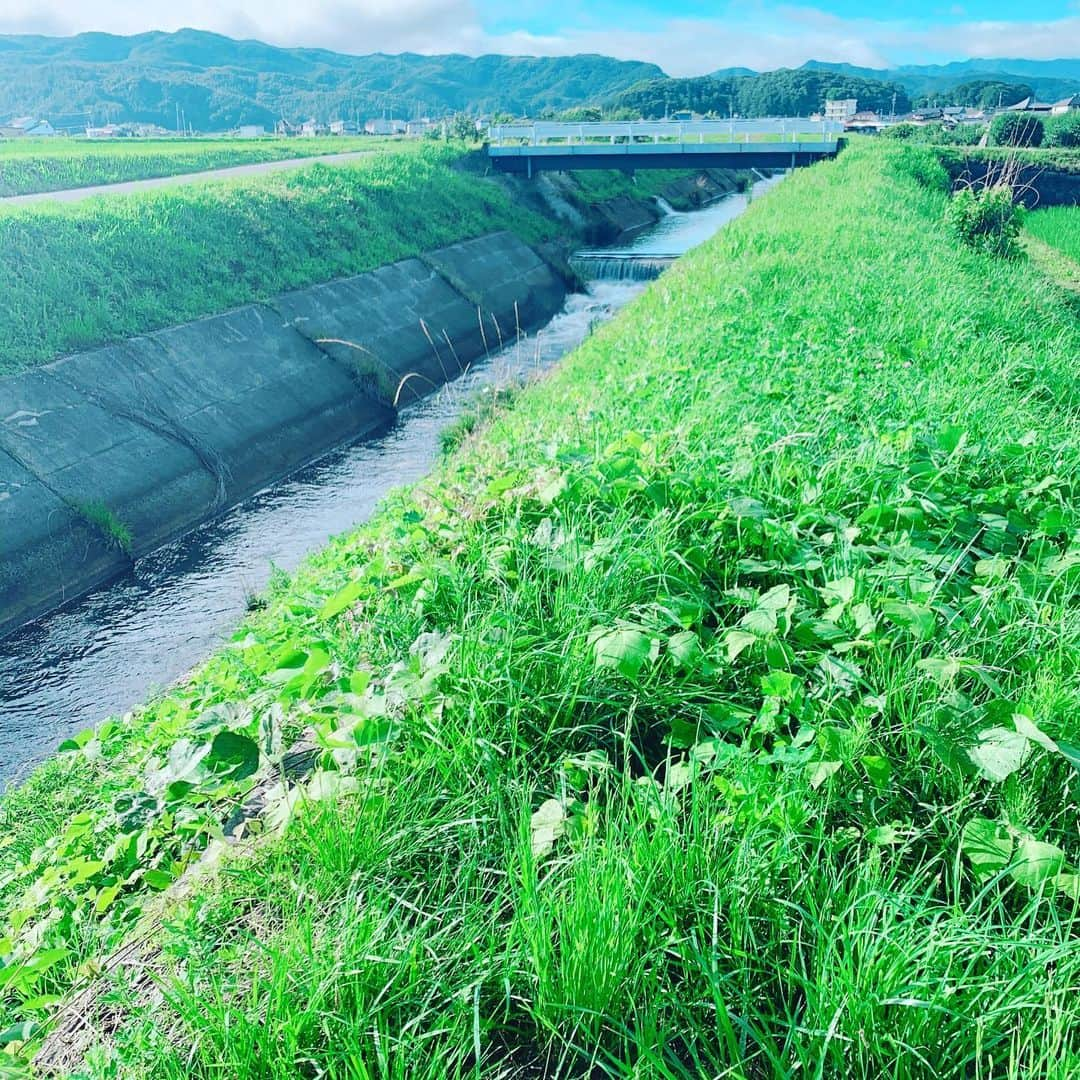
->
0 231 566 637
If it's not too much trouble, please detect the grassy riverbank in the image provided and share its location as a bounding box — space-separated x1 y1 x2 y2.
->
6 139 1080 1076
0 136 397 197
0 144 560 375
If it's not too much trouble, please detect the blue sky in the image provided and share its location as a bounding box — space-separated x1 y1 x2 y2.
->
3 0 1080 72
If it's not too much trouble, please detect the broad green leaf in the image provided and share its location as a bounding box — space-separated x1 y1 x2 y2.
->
143 869 174 891
0 1020 36 1047
861 755 892 788
530 798 566 859
967 727 1030 783
1010 838 1066 887
760 670 798 700
1012 713 1058 754
759 585 791 611
94 882 122 915
207 731 260 781
740 607 777 635
724 630 757 663
866 825 903 845
667 630 701 670
319 578 368 621
1052 873 1080 900
807 760 841 789
960 817 1012 878
592 628 654 679
882 601 936 641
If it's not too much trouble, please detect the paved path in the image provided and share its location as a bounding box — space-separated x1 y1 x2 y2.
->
0 151 374 207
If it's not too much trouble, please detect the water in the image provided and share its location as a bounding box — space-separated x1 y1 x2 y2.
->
0 177 777 786
570 175 782 282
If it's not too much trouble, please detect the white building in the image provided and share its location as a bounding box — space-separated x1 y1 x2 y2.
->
364 118 407 136
824 98 858 123
237 124 265 138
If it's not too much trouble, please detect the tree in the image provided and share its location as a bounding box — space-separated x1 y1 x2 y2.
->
1046 112 1080 147
989 111 1045 148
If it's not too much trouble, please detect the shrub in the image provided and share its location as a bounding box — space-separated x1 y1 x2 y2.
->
945 184 1023 257
990 112 1044 148
882 122 917 140
1046 112 1080 148
889 144 950 192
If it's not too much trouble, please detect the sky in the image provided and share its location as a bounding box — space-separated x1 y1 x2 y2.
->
2 0 1080 74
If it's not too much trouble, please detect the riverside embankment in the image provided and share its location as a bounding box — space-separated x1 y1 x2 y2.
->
0 183 770 786
5 140 1080 1077
0 147 748 642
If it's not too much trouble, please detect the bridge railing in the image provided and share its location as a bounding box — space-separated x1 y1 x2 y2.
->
487 119 843 147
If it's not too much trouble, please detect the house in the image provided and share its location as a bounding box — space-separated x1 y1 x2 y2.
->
1005 96 1053 114
405 119 437 137
300 118 326 137
824 98 858 123
7 117 56 137
329 119 360 136
844 110 884 132
85 124 120 139
237 124 265 138
364 118 407 136
1052 95 1080 115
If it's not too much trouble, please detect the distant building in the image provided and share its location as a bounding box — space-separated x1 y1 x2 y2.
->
329 119 360 136
843 111 887 133
824 98 858 123
237 124 265 138
300 118 324 137
364 118 407 136
1005 97 1053 114
85 124 121 139
405 119 437 137
1052 95 1080 115
7 117 56 137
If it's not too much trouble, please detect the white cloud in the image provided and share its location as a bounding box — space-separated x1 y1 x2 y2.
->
3 0 1080 74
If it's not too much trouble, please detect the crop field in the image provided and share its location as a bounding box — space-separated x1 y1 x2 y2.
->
1026 205 1080 260
3 140 1080 1076
0 144 557 375
0 136 403 197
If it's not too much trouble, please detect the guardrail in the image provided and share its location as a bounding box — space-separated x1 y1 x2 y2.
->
488 119 844 147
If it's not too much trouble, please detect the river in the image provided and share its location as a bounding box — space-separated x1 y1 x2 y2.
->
0 177 777 787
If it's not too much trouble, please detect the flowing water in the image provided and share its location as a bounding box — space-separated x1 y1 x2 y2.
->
0 176 779 787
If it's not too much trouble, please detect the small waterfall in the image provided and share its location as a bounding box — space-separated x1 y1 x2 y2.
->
570 255 675 282
654 197 678 216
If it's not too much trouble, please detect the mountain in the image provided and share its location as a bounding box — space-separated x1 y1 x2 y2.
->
799 58 1080 103
613 69 911 119
0 29 665 130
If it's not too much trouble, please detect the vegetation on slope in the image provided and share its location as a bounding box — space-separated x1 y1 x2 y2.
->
0 145 560 375
0 136 393 197
611 69 912 119
4 141 1080 1076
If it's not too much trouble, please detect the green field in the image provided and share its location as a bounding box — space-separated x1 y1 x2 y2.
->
0 136 409 197
4 140 1080 1076
1026 204 1080 260
0 145 557 376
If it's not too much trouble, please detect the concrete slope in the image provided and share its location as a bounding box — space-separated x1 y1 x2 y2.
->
0 231 566 637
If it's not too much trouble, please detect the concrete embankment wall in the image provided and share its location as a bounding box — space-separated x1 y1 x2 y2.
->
0 231 566 637
946 161 1080 207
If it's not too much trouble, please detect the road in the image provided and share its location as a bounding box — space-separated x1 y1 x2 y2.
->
0 151 374 208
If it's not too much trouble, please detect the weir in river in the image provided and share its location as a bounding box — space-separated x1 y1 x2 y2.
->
0 174 782 787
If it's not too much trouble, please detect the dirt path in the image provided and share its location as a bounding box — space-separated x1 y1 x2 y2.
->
0 151 374 207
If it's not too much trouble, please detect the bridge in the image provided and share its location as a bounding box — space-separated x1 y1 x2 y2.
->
487 119 844 177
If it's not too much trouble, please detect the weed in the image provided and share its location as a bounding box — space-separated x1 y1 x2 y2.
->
74 500 134 555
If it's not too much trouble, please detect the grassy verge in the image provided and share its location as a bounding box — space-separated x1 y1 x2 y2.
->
938 145 1080 175
7 139 1080 1076
0 136 403 197
0 144 559 375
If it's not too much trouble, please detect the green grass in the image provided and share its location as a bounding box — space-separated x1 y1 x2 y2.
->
0 144 559 375
938 145 1080 175
0 136 402 197
1026 205 1080 263
7 139 1080 1076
